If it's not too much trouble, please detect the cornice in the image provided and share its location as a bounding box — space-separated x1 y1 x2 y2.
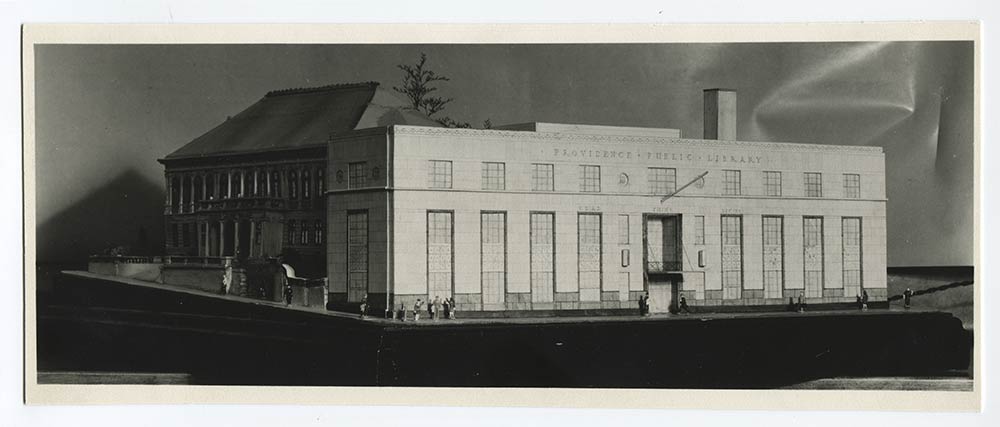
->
390 125 884 155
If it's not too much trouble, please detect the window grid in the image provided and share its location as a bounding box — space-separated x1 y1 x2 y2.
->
578 213 603 300
481 212 507 305
803 216 825 297
481 162 506 190
764 171 782 197
531 163 555 191
723 170 741 195
844 174 861 198
530 212 556 303
805 172 823 197
647 167 677 195
842 217 863 294
617 214 630 245
427 211 454 298
349 162 367 189
347 211 368 302
721 215 743 297
580 165 601 193
762 216 784 298
428 160 452 189
694 215 705 245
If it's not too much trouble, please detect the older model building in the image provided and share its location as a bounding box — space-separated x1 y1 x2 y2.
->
326 89 887 315
159 82 441 278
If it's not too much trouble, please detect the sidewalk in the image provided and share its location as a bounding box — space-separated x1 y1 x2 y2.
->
62 270 929 328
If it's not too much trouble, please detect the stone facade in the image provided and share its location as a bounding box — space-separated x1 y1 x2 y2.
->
326 123 888 315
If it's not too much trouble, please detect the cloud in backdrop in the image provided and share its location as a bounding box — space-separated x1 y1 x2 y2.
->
34 42 973 266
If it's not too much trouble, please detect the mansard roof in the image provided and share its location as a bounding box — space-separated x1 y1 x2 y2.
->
163 81 441 160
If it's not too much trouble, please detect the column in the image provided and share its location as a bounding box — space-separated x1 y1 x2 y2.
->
227 171 233 198
219 220 226 257
214 172 221 200
189 173 196 212
201 173 207 202
164 174 172 214
249 219 256 258
253 169 259 196
239 170 245 197
178 175 186 214
234 220 241 259
204 222 210 256
196 222 203 256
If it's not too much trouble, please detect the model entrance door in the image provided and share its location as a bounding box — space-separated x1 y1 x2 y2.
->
644 215 681 272
647 281 673 314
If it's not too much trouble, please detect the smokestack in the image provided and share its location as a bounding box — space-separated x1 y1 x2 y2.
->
703 88 737 140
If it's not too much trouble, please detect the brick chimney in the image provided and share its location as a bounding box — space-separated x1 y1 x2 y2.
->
703 88 737 140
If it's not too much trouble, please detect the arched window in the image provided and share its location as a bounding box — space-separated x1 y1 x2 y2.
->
315 220 324 244
300 221 309 245
289 172 298 200
193 176 203 201
170 177 180 210
303 171 311 200
206 174 215 200
317 168 325 196
286 220 296 245
220 174 230 199
272 171 281 198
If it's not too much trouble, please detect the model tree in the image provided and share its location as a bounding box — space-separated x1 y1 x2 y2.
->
393 53 472 128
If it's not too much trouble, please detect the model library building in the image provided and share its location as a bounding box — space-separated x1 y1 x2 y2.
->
162 83 888 315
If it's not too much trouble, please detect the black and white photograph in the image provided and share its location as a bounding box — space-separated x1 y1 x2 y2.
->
21 22 980 411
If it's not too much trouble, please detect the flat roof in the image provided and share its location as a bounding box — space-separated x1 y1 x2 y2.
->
495 122 682 138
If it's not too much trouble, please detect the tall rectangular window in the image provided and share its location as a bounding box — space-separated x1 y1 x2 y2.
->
530 212 555 303
762 216 784 299
481 162 506 190
427 211 454 298
805 172 823 197
580 165 601 192
694 215 705 245
723 170 741 195
647 167 677 195
721 215 743 299
531 163 554 191
578 213 603 301
844 174 861 198
842 217 863 297
348 162 367 189
481 212 507 305
803 216 824 297
617 214 630 245
347 211 368 302
428 160 452 189
645 216 680 272
764 171 782 197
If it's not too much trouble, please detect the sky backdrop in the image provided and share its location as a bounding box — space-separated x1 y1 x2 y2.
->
34 42 974 266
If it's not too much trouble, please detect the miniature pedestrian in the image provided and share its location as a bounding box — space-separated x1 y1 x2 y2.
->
642 293 651 316
787 297 796 312
359 296 368 319
856 294 863 310
398 303 407 322
284 285 293 306
219 271 229 295
443 297 451 319
449 297 458 319
797 292 805 313
427 297 435 319
861 290 869 311
413 299 424 321
679 296 691 314
903 288 913 309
